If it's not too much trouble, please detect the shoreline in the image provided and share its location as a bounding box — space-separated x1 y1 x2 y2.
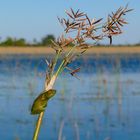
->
0 46 140 55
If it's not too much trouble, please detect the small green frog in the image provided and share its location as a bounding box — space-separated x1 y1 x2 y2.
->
31 89 56 115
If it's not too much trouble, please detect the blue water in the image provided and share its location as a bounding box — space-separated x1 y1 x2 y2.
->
0 54 140 140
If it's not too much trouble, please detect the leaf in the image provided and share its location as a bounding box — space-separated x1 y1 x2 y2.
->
125 9 133 13
92 18 103 25
70 68 80 76
76 12 85 18
76 9 80 16
70 8 75 17
86 15 91 25
65 10 74 19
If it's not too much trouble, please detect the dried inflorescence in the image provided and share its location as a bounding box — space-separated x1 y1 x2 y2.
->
103 4 133 44
32 5 132 140
57 8 103 47
57 5 132 47
45 5 132 80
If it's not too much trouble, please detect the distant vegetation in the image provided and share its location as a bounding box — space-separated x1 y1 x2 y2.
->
0 34 56 46
0 37 26 46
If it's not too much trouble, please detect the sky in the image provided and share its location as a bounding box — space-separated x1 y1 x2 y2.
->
0 0 139 45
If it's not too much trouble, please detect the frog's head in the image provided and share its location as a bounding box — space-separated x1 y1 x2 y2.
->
44 89 56 100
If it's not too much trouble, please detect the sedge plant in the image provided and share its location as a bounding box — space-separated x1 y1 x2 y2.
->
31 5 132 140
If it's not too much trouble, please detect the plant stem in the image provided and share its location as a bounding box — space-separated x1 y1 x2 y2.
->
55 45 77 76
33 112 44 140
50 50 61 77
32 74 57 140
32 46 77 140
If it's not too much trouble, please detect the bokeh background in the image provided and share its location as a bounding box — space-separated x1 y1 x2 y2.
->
0 1 140 140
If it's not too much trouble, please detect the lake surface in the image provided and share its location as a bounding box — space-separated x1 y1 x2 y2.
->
0 54 140 140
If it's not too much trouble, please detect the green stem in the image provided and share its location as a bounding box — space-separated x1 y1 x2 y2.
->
55 59 65 77
32 112 44 140
55 45 77 76
32 46 77 140
51 50 61 77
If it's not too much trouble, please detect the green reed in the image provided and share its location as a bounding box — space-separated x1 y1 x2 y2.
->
31 5 132 140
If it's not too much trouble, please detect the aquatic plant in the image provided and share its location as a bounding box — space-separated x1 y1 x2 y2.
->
31 5 132 140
